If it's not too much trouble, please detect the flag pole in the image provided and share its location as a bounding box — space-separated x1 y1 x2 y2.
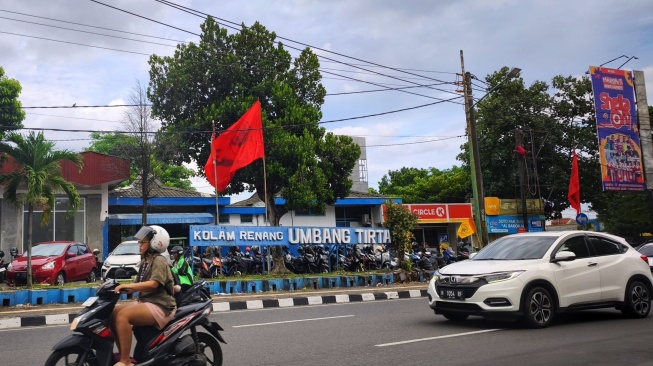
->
211 121 223 276
263 156 269 226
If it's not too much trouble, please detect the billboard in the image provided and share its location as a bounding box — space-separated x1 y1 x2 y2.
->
486 215 545 234
589 66 645 191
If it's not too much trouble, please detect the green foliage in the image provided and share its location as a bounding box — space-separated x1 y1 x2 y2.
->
86 132 195 190
383 200 418 269
378 166 470 203
0 131 82 288
148 18 359 226
0 67 25 139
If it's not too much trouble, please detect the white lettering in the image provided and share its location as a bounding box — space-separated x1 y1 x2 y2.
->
240 231 247 240
312 228 321 243
288 228 299 244
202 231 210 240
194 231 201 240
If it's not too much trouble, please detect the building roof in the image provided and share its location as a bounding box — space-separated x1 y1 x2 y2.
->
228 190 395 207
549 218 577 226
110 175 213 198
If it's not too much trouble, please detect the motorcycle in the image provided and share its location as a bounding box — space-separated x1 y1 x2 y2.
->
0 250 6 283
44 275 226 366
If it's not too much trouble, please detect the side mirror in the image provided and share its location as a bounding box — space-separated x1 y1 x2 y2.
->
67 252 77 259
551 251 576 263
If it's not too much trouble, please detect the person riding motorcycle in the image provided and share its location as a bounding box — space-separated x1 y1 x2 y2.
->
170 245 193 292
112 225 176 366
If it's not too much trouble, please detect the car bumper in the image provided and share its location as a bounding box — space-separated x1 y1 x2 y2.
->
101 265 138 280
7 269 58 285
427 278 524 319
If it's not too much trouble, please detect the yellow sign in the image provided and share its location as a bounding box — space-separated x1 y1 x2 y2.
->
485 197 501 215
483 197 543 215
457 219 475 239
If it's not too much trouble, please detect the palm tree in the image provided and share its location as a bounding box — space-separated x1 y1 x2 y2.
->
0 131 83 288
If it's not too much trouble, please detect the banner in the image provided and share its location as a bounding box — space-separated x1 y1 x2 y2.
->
568 149 581 215
457 219 475 239
486 215 544 234
589 66 645 191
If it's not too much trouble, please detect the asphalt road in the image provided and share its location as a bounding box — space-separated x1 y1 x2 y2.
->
2 298 652 366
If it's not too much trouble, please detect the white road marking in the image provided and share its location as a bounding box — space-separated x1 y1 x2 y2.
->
232 314 354 328
375 329 501 347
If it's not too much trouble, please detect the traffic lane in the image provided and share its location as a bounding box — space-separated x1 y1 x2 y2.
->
218 301 653 366
1 300 651 366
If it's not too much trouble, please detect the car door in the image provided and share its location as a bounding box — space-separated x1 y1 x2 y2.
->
64 244 79 280
587 235 630 301
76 244 94 280
550 234 602 307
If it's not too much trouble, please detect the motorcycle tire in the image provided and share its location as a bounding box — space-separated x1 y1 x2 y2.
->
44 346 99 366
197 332 223 366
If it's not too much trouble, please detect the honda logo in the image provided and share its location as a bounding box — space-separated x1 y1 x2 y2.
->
450 276 457 284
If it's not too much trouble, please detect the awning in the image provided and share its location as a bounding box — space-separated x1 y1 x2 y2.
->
107 213 215 225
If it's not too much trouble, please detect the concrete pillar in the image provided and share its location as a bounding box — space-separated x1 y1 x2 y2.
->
634 71 653 189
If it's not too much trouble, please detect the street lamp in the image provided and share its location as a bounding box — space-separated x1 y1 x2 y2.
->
461 58 521 247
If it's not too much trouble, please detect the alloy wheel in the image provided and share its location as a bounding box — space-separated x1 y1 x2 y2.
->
529 290 552 325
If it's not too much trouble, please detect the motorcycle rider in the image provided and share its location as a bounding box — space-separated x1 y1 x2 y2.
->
112 225 176 366
170 245 193 292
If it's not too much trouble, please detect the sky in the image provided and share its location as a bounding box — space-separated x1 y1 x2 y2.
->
1 0 652 215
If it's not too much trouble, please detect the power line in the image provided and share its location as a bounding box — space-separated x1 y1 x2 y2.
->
0 30 150 56
26 112 122 123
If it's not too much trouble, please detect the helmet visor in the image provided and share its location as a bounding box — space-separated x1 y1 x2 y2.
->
134 226 154 241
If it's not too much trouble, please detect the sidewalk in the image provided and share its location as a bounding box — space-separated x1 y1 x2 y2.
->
0 282 428 330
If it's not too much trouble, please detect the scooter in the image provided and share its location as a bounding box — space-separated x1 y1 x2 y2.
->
44 276 226 366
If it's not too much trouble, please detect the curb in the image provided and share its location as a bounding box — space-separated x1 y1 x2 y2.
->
0 289 428 330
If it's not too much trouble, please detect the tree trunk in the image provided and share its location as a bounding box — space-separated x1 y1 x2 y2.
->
266 190 291 274
26 204 33 289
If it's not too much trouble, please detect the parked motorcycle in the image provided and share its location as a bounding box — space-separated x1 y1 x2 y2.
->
0 250 6 283
44 275 226 366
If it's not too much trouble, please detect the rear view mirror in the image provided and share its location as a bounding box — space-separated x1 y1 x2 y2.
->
551 251 576 263
67 252 77 258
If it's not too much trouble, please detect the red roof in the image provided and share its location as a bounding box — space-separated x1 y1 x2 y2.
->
0 151 130 187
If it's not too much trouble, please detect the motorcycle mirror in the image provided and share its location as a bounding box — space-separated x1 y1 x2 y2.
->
10 246 17 256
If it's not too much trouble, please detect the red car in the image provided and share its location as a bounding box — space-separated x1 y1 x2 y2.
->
6 241 98 286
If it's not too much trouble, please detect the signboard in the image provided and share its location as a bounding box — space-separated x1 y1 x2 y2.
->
486 215 545 234
576 213 589 226
403 203 472 223
484 197 543 216
189 225 392 246
589 66 645 192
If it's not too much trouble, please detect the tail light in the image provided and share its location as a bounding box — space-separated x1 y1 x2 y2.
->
641 255 649 264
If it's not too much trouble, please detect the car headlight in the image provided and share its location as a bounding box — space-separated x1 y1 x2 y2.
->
42 262 55 270
481 271 524 283
431 270 441 282
103 261 111 268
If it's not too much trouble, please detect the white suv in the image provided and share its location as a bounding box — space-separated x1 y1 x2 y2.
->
101 241 171 280
427 231 653 328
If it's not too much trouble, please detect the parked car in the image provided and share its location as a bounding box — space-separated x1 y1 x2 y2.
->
637 243 653 273
101 240 171 280
427 231 653 328
6 241 98 286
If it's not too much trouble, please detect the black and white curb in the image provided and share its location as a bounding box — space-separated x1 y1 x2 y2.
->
212 289 428 311
0 289 428 330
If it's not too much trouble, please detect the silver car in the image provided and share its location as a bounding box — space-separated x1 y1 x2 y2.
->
101 241 171 280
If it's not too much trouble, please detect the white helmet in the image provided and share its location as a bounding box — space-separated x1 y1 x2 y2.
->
134 225 170 253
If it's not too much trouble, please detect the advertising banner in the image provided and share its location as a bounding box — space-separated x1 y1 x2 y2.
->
189 225 392 247
589 66 645 191
486 215 544 234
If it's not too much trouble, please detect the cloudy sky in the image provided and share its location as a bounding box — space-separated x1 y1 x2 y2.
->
1 0 652 208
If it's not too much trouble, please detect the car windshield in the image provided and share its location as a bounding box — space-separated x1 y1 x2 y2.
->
23 243 68 257
113 243 140 255
473 236 557 260
638 245 653 256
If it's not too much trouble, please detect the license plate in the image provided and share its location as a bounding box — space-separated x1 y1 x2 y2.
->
82 296 98 307
16 272 26 278
440 289 465 300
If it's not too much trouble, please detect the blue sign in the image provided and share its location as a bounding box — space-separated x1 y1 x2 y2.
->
189 225 392 247
576 213 589 226
486 215 544 234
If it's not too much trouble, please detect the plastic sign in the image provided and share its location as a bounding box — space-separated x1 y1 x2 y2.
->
575 213 589 226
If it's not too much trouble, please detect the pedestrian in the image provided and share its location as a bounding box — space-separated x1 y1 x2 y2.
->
170 246 193 292
112 225 176 366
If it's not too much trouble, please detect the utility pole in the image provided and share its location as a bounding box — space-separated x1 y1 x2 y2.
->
515 128 529 232
460 50 488 247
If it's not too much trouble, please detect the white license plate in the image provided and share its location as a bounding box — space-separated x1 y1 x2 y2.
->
82 296 98 307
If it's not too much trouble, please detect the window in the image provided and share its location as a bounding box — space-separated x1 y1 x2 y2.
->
556 236 590 259
240 214 253 223
77 244 89 255
219 214 230 224
23 197 86 248
588 236 625 256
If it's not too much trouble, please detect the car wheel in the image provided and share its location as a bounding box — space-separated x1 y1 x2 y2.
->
521 286 554 328
442 312 469 321
621 280 651 318
86 269 97 283
55 272 65 287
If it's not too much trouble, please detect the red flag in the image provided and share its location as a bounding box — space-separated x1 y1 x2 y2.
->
568 149 580 215
204 101 265 193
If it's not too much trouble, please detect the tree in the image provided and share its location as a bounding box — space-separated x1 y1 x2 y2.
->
148 18 360 272
0 66 25 138
383 200 418 273
378 166 470 203
0 131 82 288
